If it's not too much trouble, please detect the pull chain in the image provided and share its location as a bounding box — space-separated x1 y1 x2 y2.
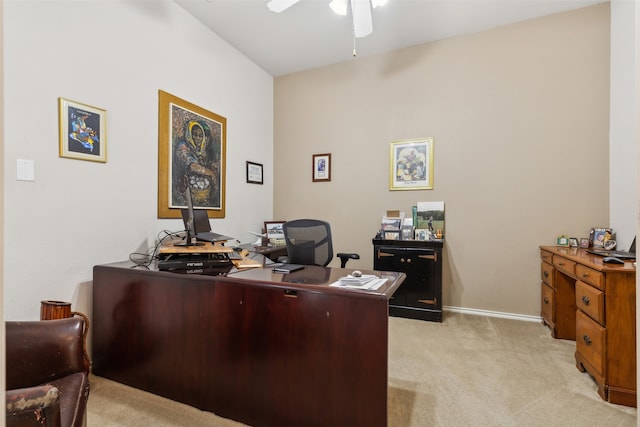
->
352 17 357 57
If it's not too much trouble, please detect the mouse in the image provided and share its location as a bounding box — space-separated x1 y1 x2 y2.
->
352 270 362 277
603 256 625 265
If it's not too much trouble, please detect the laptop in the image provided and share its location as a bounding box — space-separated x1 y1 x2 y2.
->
181 208 234 243
588 237 636 259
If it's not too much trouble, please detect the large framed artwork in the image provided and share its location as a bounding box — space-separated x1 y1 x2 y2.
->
58 97 107 163
158 90 226 219
389 138 434 191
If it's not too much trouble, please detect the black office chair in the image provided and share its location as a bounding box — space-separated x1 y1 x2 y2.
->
282 219 359 267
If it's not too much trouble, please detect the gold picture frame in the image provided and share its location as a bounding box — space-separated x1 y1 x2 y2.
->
158 90 226 219
58 97 107 162
389 138 434 190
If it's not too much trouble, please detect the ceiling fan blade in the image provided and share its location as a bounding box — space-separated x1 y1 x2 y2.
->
351 0 373 38
267 0 301 13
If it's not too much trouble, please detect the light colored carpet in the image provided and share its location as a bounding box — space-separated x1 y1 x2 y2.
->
88 313 637 426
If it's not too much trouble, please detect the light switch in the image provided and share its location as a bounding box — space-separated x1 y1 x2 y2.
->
17 159 35 181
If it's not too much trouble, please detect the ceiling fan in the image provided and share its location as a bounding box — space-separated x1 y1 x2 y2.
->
267 0 388 38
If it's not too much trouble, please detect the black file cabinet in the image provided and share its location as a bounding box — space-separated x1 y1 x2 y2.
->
373 239 443 322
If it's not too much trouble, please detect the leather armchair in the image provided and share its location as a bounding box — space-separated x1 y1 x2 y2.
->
6 317 90 427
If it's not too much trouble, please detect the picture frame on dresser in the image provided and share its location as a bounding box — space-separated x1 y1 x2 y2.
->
415 229 429 241
589 227 612 248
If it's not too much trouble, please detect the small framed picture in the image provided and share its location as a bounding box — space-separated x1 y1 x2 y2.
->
381 218 402 231
401 225 414 240
589 227 613 249
415 229 430 241
579 238 589 248
384 231 400 240
556 235 569 247
568 238 579 247
58 97 107 162
312 153 331 182
264 221 285 240
246 161 263 184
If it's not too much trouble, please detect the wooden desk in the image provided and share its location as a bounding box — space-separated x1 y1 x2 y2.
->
92 262 405 427
539 246 636 407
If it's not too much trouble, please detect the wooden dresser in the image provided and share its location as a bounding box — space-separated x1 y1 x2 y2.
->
540 246 636 407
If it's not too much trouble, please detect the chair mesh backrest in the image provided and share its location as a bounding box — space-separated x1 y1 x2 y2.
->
283 219 333 267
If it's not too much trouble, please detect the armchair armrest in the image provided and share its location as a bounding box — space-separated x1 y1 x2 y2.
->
337 252 360 268
6 385 62 427
6 317 88 390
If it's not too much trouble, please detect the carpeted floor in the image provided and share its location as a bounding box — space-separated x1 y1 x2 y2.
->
87 313 637 426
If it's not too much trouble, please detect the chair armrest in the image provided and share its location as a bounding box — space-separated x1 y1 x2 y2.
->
6 317 88 390
337 252 360 268
6 385 62 427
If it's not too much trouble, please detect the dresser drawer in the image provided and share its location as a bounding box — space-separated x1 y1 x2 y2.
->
553 255 576 277
541 283 554 323
541 262 554 287
576 281 605 325
576 310 606 376
540 250 553 264
575 264 605 291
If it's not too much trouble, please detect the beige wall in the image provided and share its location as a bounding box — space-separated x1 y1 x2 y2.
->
274 4 611 317
3 1 273 320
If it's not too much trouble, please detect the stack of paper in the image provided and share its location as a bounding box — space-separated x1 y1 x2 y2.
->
331 275 387 290
339 274 378 286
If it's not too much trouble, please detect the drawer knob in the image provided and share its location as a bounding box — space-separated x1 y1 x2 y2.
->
582 335 592 345
543 297 549 304
581 295 590 306
582 273 589 279
543 271 548 278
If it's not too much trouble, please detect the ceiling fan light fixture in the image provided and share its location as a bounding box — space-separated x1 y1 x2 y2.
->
351 0 373 38
329 0 348 16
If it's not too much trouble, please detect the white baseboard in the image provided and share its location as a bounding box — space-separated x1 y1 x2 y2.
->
443 305 542 323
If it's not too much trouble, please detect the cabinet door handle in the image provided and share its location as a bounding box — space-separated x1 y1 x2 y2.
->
399 258 412 263
543 271 548 278
543 297 549 304
582 335 592 345
581 295 590 306
418 253 438 262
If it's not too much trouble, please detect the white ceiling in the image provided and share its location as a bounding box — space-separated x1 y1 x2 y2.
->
176 0 605 77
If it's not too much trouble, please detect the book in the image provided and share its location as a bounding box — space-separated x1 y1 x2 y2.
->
272 264 305 273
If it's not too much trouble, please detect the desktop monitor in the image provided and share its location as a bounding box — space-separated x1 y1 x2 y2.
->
174 185 204 247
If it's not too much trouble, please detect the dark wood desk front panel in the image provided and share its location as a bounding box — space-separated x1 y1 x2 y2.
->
92 262 404 427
